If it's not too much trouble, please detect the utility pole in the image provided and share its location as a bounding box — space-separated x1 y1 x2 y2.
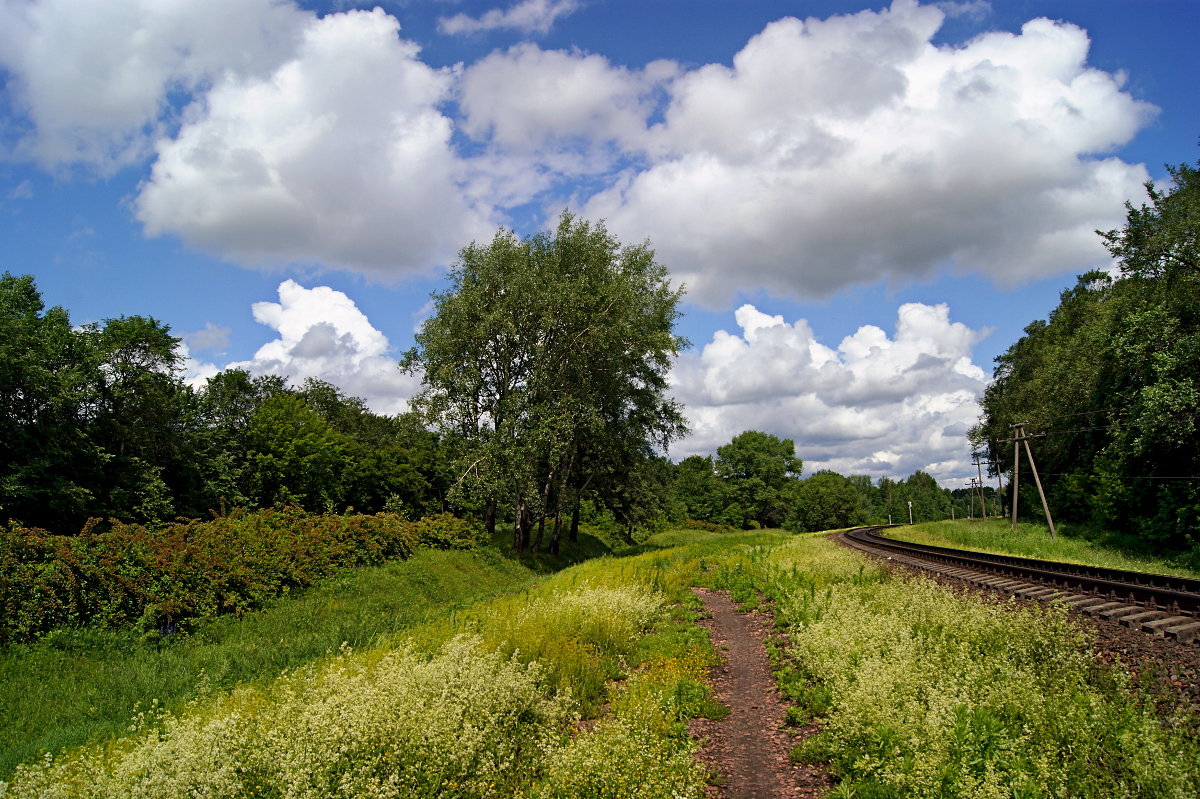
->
989 443 1004 515
972 453 990 517
1004 423 1057 538
972 478 986 519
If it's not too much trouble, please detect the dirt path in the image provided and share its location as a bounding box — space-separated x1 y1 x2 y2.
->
690 588 830 799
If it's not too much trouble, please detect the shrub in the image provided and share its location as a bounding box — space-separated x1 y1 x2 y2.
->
414 512 487 550
0 509 472 643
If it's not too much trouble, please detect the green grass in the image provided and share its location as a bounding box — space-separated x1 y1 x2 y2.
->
0 547 536 779
1 530 733 799
890 518 1200 578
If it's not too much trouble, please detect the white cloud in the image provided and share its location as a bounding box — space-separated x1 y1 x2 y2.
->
8 180 34 200
225 280 420 415
135 8 495 277
670 301 989 485
177 341 221 388
0 0 308 171
439 0 581 36
183 322 231 354
456 44 673 207
0 0 1157 301
459 44 664 154
585 0 1154 304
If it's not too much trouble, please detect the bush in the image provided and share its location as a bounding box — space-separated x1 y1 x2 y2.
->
0 509 475 643
414 512 487 550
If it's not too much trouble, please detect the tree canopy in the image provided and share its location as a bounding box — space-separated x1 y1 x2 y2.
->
404 212 687 552
972 154 1200 548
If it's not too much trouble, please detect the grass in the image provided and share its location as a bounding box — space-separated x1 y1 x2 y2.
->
890 518 1200 579
0 528 733 798
0 547 536 779
11 522 1197 798
698 533 1200 798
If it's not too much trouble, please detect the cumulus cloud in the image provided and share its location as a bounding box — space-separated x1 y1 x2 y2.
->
457 44 674 206
439 0 581 36
0 0 307 171
177 341 221 388
182 322 231 354
0 0 1157 298
135 8 494 276
585 0 1155 304
225 280 420 415
670 301 989 485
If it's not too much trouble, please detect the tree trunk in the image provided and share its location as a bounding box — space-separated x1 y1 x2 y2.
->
569 493 581 542
484 500 497 538
513 499 527 552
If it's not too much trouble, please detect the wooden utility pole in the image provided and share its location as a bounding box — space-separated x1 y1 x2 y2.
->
1005 423 1057 538
971 454 990 517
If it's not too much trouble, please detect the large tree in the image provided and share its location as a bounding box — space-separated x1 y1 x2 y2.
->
714 430 803 528
0 273 192 529
404 212 687 552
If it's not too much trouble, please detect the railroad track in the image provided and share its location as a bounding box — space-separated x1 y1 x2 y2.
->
836 526 1200 645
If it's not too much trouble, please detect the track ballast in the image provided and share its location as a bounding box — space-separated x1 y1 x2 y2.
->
836 526 1200 645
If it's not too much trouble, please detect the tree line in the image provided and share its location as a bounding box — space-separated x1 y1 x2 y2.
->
0 277 453 532
2 211 975 549
972 154 1200 553
11 150 1193 555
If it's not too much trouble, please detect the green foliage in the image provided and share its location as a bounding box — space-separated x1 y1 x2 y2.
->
0 548 537 779
406 212 687 553
715 430 803 528
973 152 1200 549
0 509 487 644
720 535 1200 798
0 551 710 799
786 470 869 532
413 512 488 550
0 273 189 530
0 273 453 532
893 518 1200 578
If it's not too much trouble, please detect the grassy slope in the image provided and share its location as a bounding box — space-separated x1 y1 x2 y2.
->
0 547 535 779
1 528 745 799
889 518 1200 578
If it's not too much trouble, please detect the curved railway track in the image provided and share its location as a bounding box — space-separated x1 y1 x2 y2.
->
836 526 1200 645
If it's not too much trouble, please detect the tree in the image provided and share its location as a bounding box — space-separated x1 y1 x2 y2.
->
404 212 687 552
1 273 199 529
972 151 1200 548
242 394 353 511
787 470 867 532
669 455 731 522
714 431 803 528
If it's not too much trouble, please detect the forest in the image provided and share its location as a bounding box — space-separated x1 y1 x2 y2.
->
972 157 1200 555
0 213 978 554
3 157 1197 559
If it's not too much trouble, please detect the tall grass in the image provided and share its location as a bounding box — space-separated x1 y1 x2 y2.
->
752 535 1200 798
0 548 534 779
893 518 1200 578
1 535 729 799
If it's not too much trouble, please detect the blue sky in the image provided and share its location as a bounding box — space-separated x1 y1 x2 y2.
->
2 0 1197 485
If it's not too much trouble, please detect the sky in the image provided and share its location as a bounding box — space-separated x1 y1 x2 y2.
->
2 0 1197 487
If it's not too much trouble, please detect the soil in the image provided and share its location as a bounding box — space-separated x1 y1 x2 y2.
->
690 588 831 799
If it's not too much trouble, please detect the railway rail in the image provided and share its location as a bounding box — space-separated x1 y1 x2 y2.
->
836 526 1200 644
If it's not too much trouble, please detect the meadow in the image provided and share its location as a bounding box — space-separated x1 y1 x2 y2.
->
3 522 1198 798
